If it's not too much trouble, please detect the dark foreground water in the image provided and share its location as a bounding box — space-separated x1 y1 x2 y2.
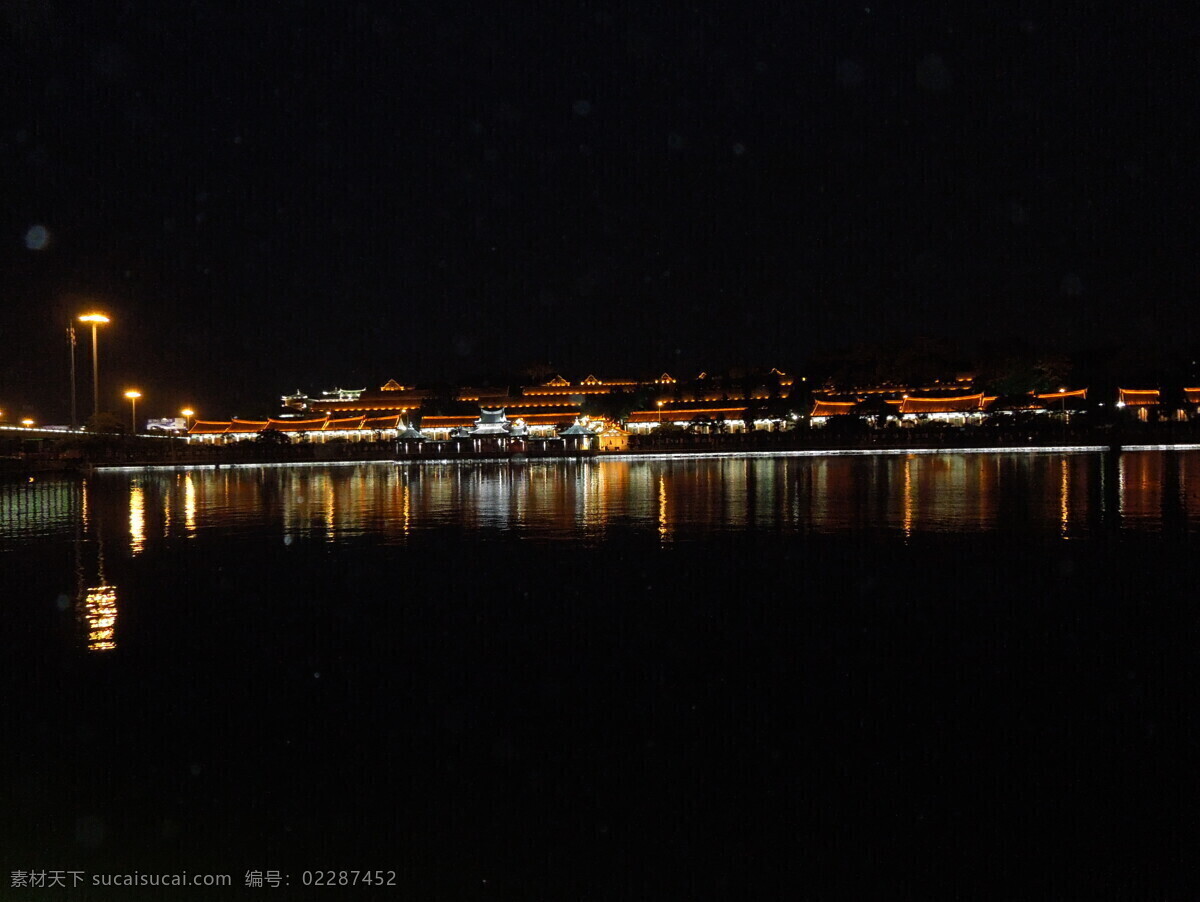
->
3 453 1198 898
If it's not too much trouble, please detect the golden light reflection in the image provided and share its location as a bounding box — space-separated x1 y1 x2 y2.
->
162 483 171 537
402 481 410 537
1060 457 1069 537
84 584 118 652
902 456 913 539
81 478 89 531
184 473 197 537
129 482 145 555
658 473 670 541
325 478 336 542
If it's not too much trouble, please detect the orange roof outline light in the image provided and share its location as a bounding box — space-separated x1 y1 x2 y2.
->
265 417 329 432
322 416 367 431
810 400 858 417
226 419 268 433
362 414 402 429
898 394 987 415
1034 388 1088 400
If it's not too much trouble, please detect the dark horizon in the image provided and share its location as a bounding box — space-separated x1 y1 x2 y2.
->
2 4 1197 422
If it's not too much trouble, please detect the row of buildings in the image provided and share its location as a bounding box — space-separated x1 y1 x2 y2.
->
182 370 1200 447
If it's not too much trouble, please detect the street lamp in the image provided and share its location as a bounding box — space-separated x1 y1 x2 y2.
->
78 313 110 419
181 408 194 431
67 323 78 430
124 390 141 434
21 418 34 428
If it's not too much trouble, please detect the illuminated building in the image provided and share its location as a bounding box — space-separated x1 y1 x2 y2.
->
597 422 631 452
626 406 751 435
188 415 401 444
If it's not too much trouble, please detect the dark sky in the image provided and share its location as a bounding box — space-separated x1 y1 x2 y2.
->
1 2 1197 420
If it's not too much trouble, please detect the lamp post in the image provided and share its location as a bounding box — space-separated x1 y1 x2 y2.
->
124 390 141 434
181 408 194 431
78 313 110 419
68 323 78 430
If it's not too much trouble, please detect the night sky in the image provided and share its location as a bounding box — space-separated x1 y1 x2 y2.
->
1 3 1197 420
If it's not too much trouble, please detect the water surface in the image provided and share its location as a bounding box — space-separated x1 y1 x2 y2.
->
2 452 1195 896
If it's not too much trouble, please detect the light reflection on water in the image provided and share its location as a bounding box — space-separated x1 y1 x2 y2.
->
3 451 1200 551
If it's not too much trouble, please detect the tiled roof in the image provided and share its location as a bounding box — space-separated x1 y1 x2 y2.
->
627 406 747 423
1034 389 1088 401
418 415 476 429
811 400 858 417
227 419 268 433
1119 389 1160 406
266 417 327 432
362 414 402 430
189 420 230 434
323 416 366 431
898 394 988 415
506 410 580 426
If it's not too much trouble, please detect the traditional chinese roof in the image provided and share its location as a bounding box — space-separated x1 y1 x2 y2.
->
1185 388 1200 405
505 410 581 426
810 400 858 417
380 379 407 391
398 424 426 440
1034 389 1088 401
266 417 327 432
227 419 268 433
559 420 597 436
311 399 421 413
627 406 748 423
1119 389 1160 406
471 408 510 435
546 375 571 386
418 415 477 430
898 394 989 415
362 414 401 430
189 420 231 435
323 416 366 431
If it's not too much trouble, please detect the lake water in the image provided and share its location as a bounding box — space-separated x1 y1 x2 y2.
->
3 452 1196 896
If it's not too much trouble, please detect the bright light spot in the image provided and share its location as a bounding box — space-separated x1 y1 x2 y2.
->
24 224 49 250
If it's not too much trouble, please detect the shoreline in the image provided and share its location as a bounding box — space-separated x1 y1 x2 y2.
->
9 427 1200 477
24 442 1200 476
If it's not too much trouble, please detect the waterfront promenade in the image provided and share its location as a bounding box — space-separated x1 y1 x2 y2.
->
6 419 1200 476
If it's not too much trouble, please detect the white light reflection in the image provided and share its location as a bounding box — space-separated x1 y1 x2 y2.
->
129 482 145 555
184 473 197 537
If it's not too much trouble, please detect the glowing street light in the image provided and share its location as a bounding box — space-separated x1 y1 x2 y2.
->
21 418 34 427
181 408 194 430
124 390 141 434
78 313 110 419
